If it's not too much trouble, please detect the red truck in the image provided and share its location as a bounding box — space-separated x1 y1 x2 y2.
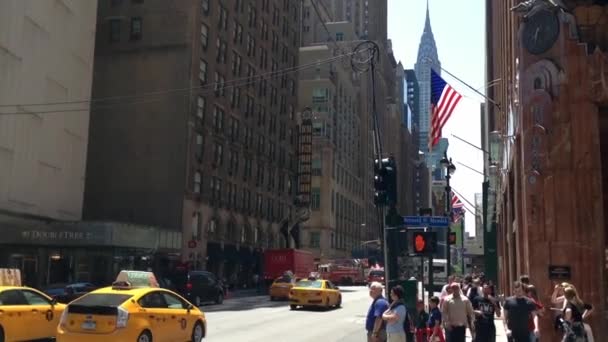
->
263 249 314 282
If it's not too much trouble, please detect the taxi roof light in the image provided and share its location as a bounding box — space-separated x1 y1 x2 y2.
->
113 270 159 289
0 268 22 286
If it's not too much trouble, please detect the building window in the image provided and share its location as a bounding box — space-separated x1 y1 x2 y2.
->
233 21 243 44
199 59 207 84
201 24 209 49
194 171 202 193
210 177 222 205
230 87 241 108
202 0 210 15
336 32 344 41
310 232 320 248
192 212 201 240
111 0 122 6
248 4 257 28
216 38 227 63
311 188 321 210
109 19 121 42
312 158 322 176
219 6 228 30
196 133 204 159
196 96 206 121
213 143 223 167
130 17 142 41
213 106 224 133
231 51 242 76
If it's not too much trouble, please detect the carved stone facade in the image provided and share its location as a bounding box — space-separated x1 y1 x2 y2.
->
488 1 608 339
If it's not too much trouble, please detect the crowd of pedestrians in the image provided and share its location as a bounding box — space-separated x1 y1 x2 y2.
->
365 273 596 342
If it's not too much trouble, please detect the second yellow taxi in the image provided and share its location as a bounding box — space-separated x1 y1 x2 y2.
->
56 270 207 342
288 278 341 310
269 275 300 301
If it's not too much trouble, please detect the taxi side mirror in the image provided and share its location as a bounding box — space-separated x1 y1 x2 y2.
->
187 303 194 313
335 286 340 290
50 297 58 306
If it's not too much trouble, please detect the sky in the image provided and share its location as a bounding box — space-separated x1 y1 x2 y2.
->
388 0 486 234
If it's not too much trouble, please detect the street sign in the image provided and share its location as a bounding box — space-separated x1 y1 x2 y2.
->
403 216 450 227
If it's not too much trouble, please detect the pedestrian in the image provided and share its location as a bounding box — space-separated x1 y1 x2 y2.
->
441 283 475 342
466 278 481 302
414 300 429 342
561 286 591 342
366 281 389 342
471 283 501 342
525 285 543 341
427 296 445 342
519 275 530 286
382 285 407 342
503 281 538 342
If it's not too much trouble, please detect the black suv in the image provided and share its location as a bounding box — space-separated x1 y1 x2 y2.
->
164 271 224 307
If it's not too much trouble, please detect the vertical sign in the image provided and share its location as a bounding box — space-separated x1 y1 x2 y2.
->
298 111 313 205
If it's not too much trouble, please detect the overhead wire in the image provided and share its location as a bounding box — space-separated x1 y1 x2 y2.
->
0 48 370 116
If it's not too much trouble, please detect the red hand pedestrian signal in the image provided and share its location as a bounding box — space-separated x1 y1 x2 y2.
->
415 234 426 253
412 232 437 255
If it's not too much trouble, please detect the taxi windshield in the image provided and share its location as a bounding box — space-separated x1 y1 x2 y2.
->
369 270 384 277
295 280 323 288
72 293 133 307
274 276 293 283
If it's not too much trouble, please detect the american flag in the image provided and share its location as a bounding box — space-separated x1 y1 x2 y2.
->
429 69 463 150
451 192 465 223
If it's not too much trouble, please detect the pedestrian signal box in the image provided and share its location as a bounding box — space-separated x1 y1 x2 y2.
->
412 232 437 255
448 232 457 245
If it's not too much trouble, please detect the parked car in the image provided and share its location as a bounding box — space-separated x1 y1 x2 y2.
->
43 282 97 303
164 271 224 307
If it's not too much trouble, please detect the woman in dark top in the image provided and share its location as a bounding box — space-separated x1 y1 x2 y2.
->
562 287 591 341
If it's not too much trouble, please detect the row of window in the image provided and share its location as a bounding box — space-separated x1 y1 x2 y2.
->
193 172 291 222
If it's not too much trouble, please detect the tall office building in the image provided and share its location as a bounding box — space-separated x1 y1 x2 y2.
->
0 1 101 287
85 0 300 286
414 2 441 157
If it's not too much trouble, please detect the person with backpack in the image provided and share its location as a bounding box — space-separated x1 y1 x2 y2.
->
561 286 590 342
382 285 408 342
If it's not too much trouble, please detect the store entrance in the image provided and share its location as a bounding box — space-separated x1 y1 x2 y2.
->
47 254 70 285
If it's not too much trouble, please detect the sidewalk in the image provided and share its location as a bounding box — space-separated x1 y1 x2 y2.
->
466 317 509 341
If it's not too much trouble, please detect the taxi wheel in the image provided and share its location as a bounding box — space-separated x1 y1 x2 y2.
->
336 296 342 308
290 304 297 310
137 330 153 342
191 321 204 342
0 325 4 342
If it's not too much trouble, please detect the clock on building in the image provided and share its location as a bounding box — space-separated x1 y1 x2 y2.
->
522 9 560 55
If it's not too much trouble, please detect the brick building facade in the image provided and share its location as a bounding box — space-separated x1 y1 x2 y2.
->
486 0 608 338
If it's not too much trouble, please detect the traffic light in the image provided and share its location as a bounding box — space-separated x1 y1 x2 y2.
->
412 232 438 255
448 232 457 245
373 157 397 206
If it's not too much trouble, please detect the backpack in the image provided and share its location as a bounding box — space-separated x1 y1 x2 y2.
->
394 302 415 334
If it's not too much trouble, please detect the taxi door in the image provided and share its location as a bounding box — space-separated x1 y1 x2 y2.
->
325 281 340 306
20 289 60 339
137 291 172 341
0 289 30 341
160 292 192 341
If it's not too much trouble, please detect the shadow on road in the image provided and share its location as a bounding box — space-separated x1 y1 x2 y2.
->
200 296 289 312
290 305 342 313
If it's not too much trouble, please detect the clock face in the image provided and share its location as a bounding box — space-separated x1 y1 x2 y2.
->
522 10 560 55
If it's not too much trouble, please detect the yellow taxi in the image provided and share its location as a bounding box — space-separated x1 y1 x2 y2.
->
269 275 300 300
0 285 66 341
56 270 207 342
288 278 341 310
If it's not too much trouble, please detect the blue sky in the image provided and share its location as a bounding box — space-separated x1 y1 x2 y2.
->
388 0 486 234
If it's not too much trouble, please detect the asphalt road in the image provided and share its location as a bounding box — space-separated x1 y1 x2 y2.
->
201 286 508 341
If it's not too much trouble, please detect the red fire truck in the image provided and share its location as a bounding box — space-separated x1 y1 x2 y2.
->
317 259 367 285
